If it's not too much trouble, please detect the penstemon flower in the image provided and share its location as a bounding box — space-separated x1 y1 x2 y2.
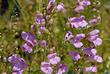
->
56 3 65 12
47 53 61 65
74 5 85 13
70 33 85 48
68 16 88 28
40 26 46 33
21 32 36 42
12 71 23 74
8 55 28 73
69 51 80 61
87 29 102 46
31 25 36 32
89 55 103 63
89 16 101 25
83 48 103 63
64 31 74 41
41 40 48 47
65 31 85 48
21 32 37 53
47 0 56 14
83 48 97 56
22 43 33 53
34 13 45 25
84 66 97 73
57 64 68 74
8 0 103 73
41 62 53 74
75 0 91 13
79 0 91 7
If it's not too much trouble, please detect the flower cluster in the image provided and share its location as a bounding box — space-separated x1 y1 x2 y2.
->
41 53 68 74
7 0 103 73
21 32 37 53
83 48 103 63
65 29 103 72
75 0 91 13
8 54 28 73
64 0 103 73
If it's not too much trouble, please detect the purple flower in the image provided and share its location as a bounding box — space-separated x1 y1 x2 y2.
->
92 38 102 46
22 43 33 53
69 51 80 61
8 55 28 72
93 55 103 63
87 29 102 46
88 29 101 41
68 16 88 28
21 32 37 53
72 42 83 48
21 32 28 40
74 5 84 13
70 33 85 48
64 31 73 41
87 35 98 42
41 62 53 74
34 13 45 25
57 64 68 74
75 0 91 13
83 48 97 56
88 29 100 36
84 66 97 73
47 0 55 14
21 38 37 53
79 0 91 7
56 3 65 12
65 31 85 48
21 32 36 42
40 26 46 33
49 0 55 3
89 55 103 63
47 53 61 65
83 47 103 63
41 40 48 47
12 71 23 74
74 33 85 42
31 25 36 32
89 16 101 25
